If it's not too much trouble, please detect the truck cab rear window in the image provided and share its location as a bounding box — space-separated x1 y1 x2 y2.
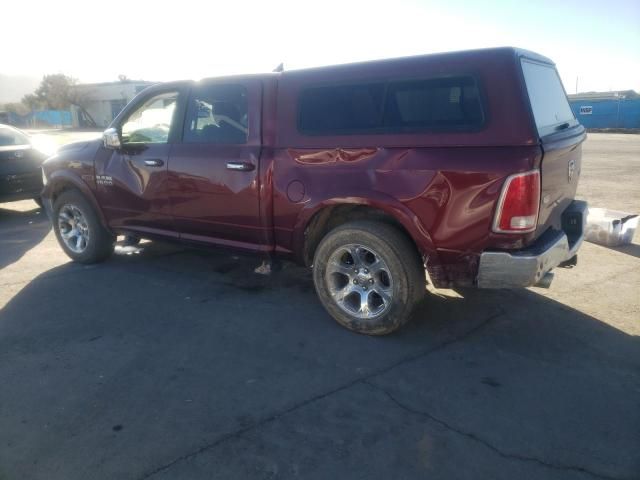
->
298 76 484 135
521 59 576 137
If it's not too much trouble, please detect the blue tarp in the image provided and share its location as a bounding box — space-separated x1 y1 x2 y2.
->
3 110 73 128
570 98 640 129
30 110 73 127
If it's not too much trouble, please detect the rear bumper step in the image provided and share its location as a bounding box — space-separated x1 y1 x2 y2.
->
477 200 587 289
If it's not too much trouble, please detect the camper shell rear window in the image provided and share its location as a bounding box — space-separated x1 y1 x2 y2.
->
298 75 485 135
520 59 577 137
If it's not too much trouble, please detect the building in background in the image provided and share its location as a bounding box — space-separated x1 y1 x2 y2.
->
70 80 154 128
568 90 640 129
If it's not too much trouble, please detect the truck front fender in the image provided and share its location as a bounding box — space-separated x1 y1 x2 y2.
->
43 170 112 234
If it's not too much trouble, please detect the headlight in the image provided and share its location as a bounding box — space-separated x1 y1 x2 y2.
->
41 168 48 186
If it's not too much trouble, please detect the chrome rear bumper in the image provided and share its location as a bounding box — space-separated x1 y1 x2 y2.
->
477 200 587 289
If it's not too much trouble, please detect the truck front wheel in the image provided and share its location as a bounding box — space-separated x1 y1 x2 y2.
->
312 221 426 335
52 190 115 264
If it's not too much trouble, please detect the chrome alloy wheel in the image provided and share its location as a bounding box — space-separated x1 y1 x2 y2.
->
326 244 394 319
58 204 90 253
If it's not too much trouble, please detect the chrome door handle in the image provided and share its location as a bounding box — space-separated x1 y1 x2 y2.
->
144 159 164 167
226 162 255 171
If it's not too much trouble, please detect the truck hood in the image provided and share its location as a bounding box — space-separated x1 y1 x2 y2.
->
57 138 102 153
43 138 103 171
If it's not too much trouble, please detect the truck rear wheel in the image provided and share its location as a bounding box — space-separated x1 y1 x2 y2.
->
52 190 115 264
313 221 425 335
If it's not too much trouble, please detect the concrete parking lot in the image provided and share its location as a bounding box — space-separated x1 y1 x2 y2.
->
0 133 638 480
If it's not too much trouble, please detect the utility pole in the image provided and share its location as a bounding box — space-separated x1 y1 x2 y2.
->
575 76 578 94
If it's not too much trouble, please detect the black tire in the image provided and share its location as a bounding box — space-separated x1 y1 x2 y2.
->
313 221 426 335
52 190 115 264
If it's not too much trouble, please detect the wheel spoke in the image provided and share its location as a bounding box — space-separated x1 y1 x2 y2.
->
334 284 357 303
347 246 363 267
373 286 392 306
368 258 385 274
61 228 77 239
327 261 353 277
75 235 84 250
359 290 370 316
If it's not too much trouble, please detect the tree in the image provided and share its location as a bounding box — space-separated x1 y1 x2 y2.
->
22 74 97 127
1 102 29 115
21 92 41 110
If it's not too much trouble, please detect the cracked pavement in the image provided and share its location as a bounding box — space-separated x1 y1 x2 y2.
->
0 133 639 479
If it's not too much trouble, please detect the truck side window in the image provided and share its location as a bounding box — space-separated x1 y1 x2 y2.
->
183 84 248 144
298 76 484 135
384 77 484 129
121 91 178 144
298 84 385 134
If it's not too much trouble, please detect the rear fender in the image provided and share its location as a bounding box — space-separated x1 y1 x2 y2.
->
292 194 441 270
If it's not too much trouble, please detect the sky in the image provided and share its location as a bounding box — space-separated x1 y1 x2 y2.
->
3 0 640 95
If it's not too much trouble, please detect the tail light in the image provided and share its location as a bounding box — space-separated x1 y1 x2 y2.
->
492 170 540 233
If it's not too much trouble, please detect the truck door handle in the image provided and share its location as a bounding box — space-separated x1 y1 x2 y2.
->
226 162 255 172
143 159 164 167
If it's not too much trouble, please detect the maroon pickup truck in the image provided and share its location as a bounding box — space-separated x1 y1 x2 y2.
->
41 47 587 335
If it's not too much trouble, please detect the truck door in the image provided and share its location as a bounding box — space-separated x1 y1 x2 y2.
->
167 80 266 249
94 87 186 236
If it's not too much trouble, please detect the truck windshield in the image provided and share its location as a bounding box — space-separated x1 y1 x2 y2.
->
521 59 576 137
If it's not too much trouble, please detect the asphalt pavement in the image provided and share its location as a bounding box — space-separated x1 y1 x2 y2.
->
0 133 638 480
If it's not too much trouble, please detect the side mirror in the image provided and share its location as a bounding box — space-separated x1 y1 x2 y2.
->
103 128 121 149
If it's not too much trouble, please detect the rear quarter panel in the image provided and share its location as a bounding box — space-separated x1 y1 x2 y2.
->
271 145 542 286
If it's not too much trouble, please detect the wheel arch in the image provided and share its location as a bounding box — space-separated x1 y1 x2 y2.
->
45 171 112 234
294 197 438 268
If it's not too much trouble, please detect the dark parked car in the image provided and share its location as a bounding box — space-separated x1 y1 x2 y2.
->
0 124 46 206
41 47 587 334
